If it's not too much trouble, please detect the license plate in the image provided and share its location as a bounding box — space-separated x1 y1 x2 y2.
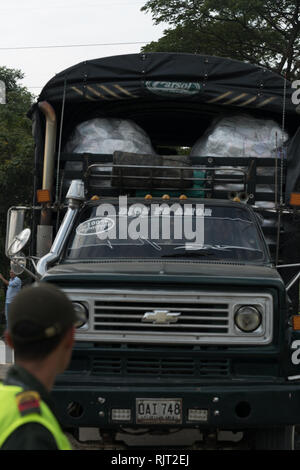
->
136 398 182 424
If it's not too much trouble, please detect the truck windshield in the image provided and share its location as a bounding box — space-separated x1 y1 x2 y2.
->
65 201 268 263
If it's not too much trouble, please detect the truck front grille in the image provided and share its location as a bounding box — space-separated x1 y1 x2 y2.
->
94 298 229 334
68 288 273 345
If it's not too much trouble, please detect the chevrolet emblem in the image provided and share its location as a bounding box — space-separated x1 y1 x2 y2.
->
142 310 181 324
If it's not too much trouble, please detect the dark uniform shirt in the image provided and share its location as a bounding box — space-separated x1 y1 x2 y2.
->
1 364 60 450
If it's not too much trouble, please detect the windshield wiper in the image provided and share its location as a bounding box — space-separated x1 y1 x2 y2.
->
160 244 263 258
173 244 263 253
160 244 229 258
218 245 263 253
138 236 162 251
161 249 219 258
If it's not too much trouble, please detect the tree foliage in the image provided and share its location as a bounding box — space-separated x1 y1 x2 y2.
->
141 0 300 80
0 67 34 207
0 66 34 274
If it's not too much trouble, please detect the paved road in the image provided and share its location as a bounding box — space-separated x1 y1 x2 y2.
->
0 363 11 380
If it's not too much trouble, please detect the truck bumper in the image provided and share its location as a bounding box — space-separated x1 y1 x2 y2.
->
53 381 300 429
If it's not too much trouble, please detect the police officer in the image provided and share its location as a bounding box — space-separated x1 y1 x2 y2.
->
0 282 79 450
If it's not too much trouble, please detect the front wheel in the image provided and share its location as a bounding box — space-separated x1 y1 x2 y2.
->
253 425 295 450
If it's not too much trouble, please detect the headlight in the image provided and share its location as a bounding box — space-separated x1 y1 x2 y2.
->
72 302 88 328
234 306 262 333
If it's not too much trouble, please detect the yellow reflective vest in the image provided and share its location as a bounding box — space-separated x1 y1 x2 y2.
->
0 384 71 450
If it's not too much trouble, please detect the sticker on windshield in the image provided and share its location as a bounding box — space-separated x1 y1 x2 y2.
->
76 217 115 236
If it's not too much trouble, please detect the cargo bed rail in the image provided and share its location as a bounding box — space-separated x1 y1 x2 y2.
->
57 153 286 208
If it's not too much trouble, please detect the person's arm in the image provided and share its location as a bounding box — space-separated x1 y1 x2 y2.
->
0 274 9 287
1 422 58 450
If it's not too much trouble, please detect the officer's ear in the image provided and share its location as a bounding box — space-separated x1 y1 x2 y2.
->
62 326 75 350
4 330 14 349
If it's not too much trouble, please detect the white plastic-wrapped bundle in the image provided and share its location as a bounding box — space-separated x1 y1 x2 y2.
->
191 114 287 159
190 114 289 208
63 118 155 193
64 118 155 155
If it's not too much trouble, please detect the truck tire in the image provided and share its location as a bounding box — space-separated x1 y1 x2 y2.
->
253 426 295 450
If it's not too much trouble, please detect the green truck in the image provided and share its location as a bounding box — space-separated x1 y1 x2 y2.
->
5 52 300 449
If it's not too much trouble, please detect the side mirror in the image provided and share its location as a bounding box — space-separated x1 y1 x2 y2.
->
6 208 39 281
6 229 39 281
5 208 26 257
7 228 31 257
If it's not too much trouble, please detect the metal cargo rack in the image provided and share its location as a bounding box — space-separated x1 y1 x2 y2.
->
57 153 286 208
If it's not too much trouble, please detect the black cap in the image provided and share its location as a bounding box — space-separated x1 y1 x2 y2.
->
8 283 78 343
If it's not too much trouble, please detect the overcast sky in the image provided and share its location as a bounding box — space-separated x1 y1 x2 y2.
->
0 0 167 97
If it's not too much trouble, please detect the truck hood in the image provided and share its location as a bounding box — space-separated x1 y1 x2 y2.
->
43 260 284 289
